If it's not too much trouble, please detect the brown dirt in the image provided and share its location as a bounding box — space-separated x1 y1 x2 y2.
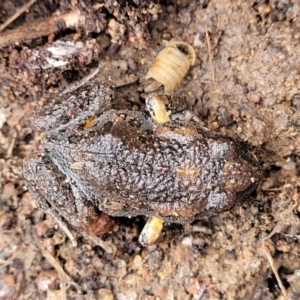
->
1 0 300 299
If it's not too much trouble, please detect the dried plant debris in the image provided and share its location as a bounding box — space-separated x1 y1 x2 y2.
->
0 1 161 49
0 0 161 104
0 10 85 48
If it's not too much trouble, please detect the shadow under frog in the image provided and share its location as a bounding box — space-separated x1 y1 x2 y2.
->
23 81 262 253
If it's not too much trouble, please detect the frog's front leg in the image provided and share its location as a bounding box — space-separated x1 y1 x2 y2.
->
23 153 114 253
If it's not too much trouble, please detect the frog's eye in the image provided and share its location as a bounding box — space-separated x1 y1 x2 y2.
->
145 41 196 93
35 163 44 172
28 181 36 187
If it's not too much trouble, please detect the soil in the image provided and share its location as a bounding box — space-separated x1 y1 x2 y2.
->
1 0 300 299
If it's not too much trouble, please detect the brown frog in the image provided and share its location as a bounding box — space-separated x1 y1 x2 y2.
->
23 81 262 252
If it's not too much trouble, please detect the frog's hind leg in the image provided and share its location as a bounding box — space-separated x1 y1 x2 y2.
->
33 81 112 132
24 153 81 245
69 183 115 254
23 153 114 253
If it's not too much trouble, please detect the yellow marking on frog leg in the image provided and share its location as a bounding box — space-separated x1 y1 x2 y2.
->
145 94 171 123
139 216 164 246
83 116 98 130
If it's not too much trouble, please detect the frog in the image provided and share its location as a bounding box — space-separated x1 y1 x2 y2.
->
23 80 262 253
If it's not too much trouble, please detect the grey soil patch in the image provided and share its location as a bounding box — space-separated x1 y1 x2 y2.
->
1 0 300 299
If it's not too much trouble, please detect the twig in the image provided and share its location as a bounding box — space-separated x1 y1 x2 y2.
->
42 249 69 300
205 24 215 82
261 188 281 192
0 9 85 48
0 249 23 268
60 66 101 95
262 221 291 300
0 0 37 33
6 130 16 158
262 239 290 300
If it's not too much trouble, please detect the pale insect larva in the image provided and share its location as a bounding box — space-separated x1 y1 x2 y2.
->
145 41 196 93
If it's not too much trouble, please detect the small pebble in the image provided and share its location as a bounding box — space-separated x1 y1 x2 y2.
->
97 288 114 300
36 270 60 292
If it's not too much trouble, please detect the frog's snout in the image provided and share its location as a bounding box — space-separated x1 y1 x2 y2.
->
222 158 262 193
23 153 39 180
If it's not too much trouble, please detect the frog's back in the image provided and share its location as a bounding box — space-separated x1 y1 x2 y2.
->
43 110 261 223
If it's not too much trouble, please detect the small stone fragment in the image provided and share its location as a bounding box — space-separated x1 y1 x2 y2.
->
97 288 114 300
36 270 60 292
